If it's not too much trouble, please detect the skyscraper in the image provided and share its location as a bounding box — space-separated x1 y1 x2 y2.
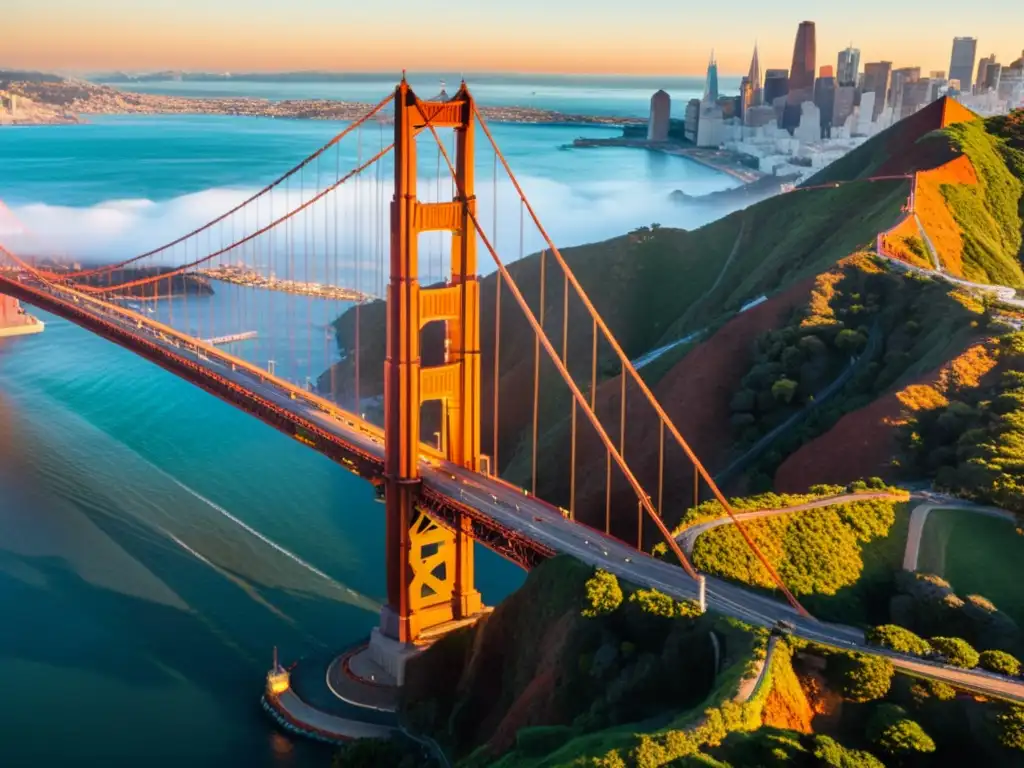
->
837 46 861 87
704 50 719 102
889 67 921 119
647 90 670 141
747 43 763 106
783 21 817 133
763 69 789 105
813 69 836 138
977 54 996 92
862 62 892 120
949 37 978 95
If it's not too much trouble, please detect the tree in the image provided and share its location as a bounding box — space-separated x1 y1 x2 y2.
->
812 734 886 768
828 652 894 702
866 624 932 656
771 377 799 404
582 569 623 618
930 636 980 668
866 703 936 757
996 705 1024 751
979 649 1022 676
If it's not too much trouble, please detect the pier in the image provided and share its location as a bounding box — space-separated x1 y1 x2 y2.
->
203 330 258 346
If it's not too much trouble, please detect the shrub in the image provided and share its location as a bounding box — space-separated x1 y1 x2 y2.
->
811 734 886 768
771 377 799 404
979 649 1022 677
997 704 1024 751
866 624 932 656
866 703 936 757
828 652 894 702
582 570 623 618
930 636 980 668
629 588 676 617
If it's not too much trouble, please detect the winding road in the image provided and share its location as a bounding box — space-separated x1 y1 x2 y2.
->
7 276 1024 706
902 498 1017 571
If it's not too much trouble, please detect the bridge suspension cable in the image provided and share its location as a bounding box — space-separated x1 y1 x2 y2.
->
421 95 809 616
36 93 396 282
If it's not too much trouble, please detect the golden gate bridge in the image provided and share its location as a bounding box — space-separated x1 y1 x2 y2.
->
2 80 1021 721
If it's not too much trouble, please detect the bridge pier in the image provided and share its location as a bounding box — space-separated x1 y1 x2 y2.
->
0 294 43 338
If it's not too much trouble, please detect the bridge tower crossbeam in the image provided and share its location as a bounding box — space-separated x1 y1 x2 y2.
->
381 80 483 645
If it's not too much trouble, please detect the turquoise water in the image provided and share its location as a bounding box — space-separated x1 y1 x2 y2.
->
0 77 739 766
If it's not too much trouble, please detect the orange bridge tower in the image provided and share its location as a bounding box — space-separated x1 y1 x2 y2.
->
377 79 483 653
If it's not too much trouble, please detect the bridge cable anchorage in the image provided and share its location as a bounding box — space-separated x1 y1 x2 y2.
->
414 99 703 583
33 92 396 282
465 101 810 618
69 144 395 296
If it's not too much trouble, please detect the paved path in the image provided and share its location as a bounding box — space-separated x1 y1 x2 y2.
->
676 491 907 556
902 501 1017 571
268 690 396 741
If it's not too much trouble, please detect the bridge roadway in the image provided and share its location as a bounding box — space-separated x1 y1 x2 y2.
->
2 274 1023 705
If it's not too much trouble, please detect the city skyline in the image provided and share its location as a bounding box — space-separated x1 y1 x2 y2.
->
4 0 1023 76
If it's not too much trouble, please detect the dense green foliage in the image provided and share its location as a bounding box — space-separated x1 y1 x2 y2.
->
979 649 1022 676
582 570 624 618
867 624 933 655
866 703 937 757
997 705 1024 751
826 652 895 703
689 496 903 623
903 331 1024 512
728 256 982 485
889 571 1022 657
940 116 1024 286
929 636 981 668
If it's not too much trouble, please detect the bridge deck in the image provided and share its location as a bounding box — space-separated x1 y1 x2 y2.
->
3 273 1022 704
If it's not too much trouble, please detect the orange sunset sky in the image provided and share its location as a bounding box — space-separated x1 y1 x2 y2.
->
4 0 1023 76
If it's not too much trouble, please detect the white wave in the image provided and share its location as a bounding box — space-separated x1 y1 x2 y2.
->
3 171 742 276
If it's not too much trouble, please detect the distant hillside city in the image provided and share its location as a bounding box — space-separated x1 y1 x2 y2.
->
642 22 1024 183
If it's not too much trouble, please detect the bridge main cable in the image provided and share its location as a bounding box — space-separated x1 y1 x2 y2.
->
414 96 702 582
71 142 395 295
468 101 810 618
43 92 395 281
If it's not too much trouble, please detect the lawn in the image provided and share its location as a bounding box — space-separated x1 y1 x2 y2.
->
918 508 1024 626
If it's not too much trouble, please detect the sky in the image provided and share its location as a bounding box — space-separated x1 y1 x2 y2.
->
5 0 1024 77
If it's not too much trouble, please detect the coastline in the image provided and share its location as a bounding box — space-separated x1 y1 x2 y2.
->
2 79 646 129
568 136 763 184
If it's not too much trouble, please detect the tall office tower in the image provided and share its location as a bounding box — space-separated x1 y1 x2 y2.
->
948 37 978 95
783 21 817 133
703 50 720 102
747 42 763 106
813 70 836 138
862 61 892 120
763 69 790 105
647 90 670 141
984 63 1003 92
976 54 996 92
837 46 861 87
833 84 857 128
740 77 754 118
889 67 921 119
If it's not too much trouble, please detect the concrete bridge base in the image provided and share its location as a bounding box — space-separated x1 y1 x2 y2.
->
0 295 43 338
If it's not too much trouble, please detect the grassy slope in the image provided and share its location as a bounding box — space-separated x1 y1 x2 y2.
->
918 509 1024 626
